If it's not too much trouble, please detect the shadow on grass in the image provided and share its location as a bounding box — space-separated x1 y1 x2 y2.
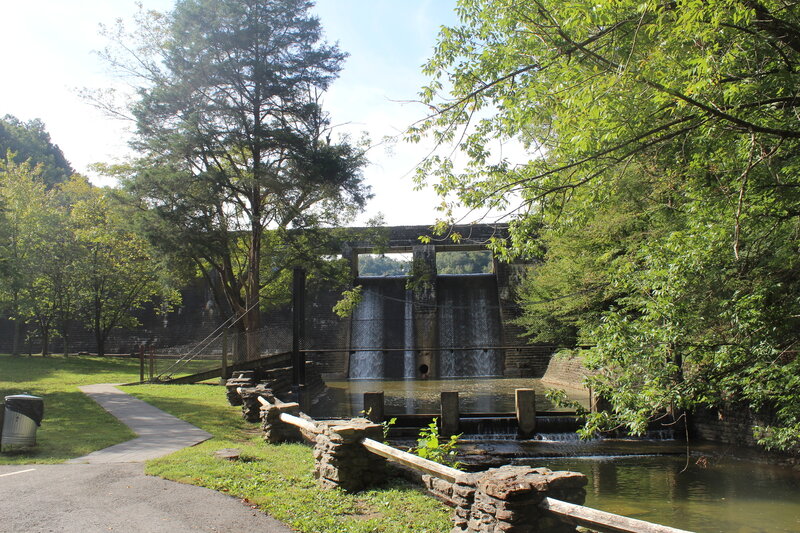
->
0 353 142 388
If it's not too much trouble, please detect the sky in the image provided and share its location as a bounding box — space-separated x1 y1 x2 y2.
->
0 0 465 226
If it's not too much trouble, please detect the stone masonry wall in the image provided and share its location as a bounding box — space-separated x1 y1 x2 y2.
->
312 419 386 492
689 402 775 448
541 352 592 389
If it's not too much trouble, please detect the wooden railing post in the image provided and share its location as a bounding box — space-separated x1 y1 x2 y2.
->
441 391 460 436
363 391 384 423
148 346 155 381
139 345 145 383
220 328 228 383
515 388 536 438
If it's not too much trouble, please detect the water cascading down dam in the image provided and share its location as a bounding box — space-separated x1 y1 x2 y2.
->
348 241 505 380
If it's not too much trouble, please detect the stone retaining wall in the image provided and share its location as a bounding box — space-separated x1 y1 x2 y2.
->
541 352 591 389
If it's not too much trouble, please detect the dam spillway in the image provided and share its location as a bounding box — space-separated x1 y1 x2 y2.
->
348 272 503 380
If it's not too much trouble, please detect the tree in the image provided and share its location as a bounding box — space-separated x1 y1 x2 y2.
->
98 0 369 361
0 155 54 355
0 115 73 188
415 1 800 449
65 177 175 357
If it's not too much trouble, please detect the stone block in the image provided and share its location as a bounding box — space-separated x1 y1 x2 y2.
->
546 470 588 490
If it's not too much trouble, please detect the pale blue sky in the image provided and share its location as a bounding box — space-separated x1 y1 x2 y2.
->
0 0 460 225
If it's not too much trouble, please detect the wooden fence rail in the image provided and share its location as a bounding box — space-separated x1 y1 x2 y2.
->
539 497 693 533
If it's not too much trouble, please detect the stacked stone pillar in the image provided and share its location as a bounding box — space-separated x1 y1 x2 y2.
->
224 370 257 406
451 466 587 533
312 419 386 492
238 384 274 422
260 401 305 443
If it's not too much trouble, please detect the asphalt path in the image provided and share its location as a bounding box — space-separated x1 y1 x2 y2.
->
0 463 294 533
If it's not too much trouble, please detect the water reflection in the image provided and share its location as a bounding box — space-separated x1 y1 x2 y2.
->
310 378 590 418
521 453 800 533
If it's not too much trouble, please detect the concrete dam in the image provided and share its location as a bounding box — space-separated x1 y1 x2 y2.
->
293 224 552 380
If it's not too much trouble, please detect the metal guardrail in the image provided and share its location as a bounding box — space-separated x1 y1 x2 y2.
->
264 397 694 533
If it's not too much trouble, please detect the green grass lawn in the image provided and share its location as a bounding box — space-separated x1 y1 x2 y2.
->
0 353 140 464
127 384 453 533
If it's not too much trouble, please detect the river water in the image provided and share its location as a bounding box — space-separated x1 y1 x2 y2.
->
310 378 800 532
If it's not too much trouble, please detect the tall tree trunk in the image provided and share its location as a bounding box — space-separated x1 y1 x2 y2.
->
11 316 23 357
232 323 246 364
41 327 49 357
245 205 262 361
94 296 105 356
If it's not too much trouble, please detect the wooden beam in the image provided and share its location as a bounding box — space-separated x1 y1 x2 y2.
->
539 497 695 533
278 412 318 433
361 437 460 483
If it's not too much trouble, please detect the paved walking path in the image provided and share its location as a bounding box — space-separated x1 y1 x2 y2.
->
1 384 294 532
0 463 294 533
67 383 212 463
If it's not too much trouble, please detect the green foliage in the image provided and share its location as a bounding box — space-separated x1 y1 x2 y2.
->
436 251 493 275
415 0 800 449
358 254 412 276
382 416 397 443
332 285 363 318
410 419 462 469
544 387 588 418
0 160 176 356
0 115 73 188
61 177 178 355
406 257 436 295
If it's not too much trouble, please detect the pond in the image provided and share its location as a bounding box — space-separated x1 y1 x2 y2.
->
309 377 590 418
524 450 800 533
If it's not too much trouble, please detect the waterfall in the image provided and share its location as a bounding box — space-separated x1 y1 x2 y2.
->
438 275 502 377
349 274 502 379
350 286 384 379
403 289 415 378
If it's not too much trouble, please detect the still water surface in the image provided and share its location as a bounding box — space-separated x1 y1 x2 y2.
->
526 453 800 533
311 377 589 417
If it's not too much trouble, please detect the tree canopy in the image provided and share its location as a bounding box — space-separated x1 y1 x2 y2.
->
99 0 370 360
0 114 73 187
0 157 170 356
415 0 800 449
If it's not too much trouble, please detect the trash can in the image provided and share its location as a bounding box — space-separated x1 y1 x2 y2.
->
1 394 44 449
